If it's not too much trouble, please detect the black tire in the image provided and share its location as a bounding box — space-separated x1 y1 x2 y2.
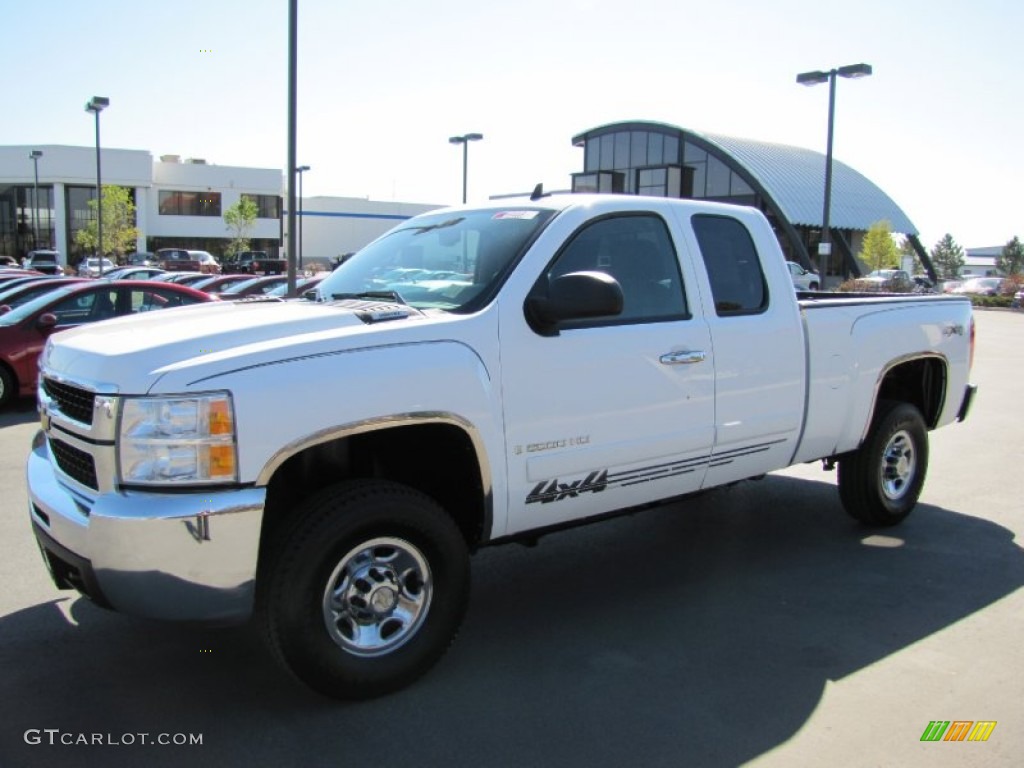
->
809 281 820 291
0 365 15 408
838 401 929 526
261 480 469 700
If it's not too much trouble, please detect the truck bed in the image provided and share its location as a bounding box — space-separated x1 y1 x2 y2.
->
795 292 973 463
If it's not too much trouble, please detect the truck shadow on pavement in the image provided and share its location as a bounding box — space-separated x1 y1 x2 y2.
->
0 398 40 428
1 474 1022 768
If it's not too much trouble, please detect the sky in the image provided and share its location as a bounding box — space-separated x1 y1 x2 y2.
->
3 0 1022 249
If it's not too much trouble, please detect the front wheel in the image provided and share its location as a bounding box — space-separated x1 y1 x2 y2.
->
838 401 929 526
0 365 16 408
261 480 470 699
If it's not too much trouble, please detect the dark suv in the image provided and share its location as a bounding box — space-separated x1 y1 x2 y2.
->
23 250 62 275
221 250 287 276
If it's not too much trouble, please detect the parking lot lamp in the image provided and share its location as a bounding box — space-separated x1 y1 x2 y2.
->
796 64 872 283
448 133 483 204
85 96 110 271
297 165 310 270
29 150 43 249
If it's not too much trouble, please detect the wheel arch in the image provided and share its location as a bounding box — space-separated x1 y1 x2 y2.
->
257 413 492 557
868 354 947 435
0 359 19 405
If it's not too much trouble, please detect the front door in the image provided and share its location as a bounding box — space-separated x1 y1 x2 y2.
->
499 211 716 536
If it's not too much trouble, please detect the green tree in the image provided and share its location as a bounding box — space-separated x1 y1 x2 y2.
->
224 197 259 256
858 220 899 271
930 234 965 279
996 236 1024 275
74 186 139 261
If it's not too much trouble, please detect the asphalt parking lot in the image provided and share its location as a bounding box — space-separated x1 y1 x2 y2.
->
0 310 1020 768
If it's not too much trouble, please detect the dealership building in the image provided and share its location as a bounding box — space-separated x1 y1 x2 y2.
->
2 124 934 279
569 120 934 281
0 145 438 269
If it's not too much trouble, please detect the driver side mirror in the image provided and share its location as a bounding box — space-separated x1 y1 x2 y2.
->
525 271 624 336
37 313 58 330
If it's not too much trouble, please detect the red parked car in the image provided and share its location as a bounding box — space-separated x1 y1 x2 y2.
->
0 281 213 406
212 275 289 299
0 270 46 287
0 277 88 312
189 274 255 293
266 273 327 298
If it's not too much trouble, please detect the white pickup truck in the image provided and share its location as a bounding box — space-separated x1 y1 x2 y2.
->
28 194 977 700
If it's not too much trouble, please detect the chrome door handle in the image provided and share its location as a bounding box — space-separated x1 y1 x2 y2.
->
660 350 706 365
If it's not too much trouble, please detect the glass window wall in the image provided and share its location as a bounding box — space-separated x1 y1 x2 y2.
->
577 128 759 207
0 184 55 258
241 193 282 219
158 190 222 216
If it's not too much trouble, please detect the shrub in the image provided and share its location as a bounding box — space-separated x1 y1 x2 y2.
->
968 295 1012 308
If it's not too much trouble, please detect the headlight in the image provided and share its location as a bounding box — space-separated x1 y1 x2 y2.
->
118 393 238 485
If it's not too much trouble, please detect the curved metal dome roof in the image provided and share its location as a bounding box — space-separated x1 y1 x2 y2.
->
698 131 917 235
572 122 917 235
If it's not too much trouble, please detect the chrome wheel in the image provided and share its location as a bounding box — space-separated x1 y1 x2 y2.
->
839 401 929 527
879 429 916 500
322 536 433 658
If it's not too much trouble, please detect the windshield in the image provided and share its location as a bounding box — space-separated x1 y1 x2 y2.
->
315 207 555 311
0 285 76 326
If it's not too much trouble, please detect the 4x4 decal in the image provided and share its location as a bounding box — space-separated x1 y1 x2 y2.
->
526 470 608 504
523 439 788 505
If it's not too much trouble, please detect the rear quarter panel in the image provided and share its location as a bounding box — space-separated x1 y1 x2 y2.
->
794 295 973 462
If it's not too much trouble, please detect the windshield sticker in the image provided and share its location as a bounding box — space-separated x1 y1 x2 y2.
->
493 211 539 220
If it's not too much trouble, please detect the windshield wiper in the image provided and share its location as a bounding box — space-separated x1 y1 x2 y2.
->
405 217 464 236
332 290 407 305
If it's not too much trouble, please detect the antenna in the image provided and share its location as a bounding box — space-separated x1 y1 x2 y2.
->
530 183 544 201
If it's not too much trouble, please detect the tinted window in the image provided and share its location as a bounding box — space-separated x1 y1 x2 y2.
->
49 287 118 325
537 213 687 325
241 194 282 219
158 191 222 216
692 215 767 315
128 287 199 312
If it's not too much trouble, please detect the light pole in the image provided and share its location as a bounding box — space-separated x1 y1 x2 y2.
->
297 165 310 270
796 63 872 283
85 96 110 270
448 133 483 203
29 150 43 249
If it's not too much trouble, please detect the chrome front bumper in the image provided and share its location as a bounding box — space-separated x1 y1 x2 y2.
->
27 432 266 624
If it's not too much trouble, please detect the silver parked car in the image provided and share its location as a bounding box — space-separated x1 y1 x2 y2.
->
78 257 116 278
951 277 1007 297
786 261 820 291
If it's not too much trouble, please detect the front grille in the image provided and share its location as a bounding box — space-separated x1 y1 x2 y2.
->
50 439 99 491
43 378 95 425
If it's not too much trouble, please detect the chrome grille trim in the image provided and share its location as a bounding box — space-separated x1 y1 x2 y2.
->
43 378 96 426
50 439 99 492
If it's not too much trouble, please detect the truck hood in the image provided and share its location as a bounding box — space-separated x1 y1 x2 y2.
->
42 298 435 394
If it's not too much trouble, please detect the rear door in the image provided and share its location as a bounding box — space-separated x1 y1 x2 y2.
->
684 212 806 487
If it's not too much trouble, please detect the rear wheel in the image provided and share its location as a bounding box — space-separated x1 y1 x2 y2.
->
838 401 929 526
808 281 820 291
262 480 469 699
